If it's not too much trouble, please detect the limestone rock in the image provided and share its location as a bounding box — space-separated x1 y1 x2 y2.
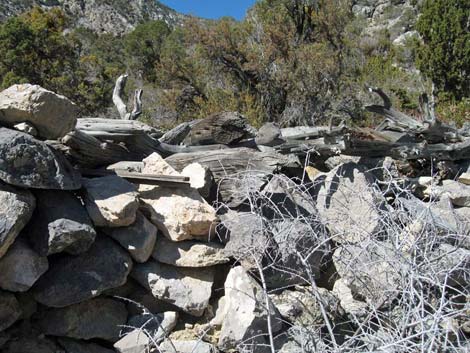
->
0 291 21 332
103 212 157 263
332 278 368 317
181 163 214 199
38 298 127 342
33 236 132 307
316 162 384 243
218 266 282 352
57 338 115 353
142 152 180 176
333 242 408 308
27 190 96 256
131 260 214 316
140 185 217 242
159 340 217 353
114 329 150 353
107 161 143 173
255 122 284 147
0 182 35 259
152 237 229 267
425 180 470 207
458 172 470 185
0 84 77 139
0 239 48 292
83 175 139 227
270 287 341 326
217 210 267 269
431 244 470 288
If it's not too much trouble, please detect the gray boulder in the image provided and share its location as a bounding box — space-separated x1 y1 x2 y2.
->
430 244 470 288
255 122 285 147
38 298 127 342
0 128 81 190
152 237 229 267
83 176 139 227
33 236 132 307
0 182 35 259
218 266 282 352
27 190 96 256
103 212 157 263
57 338 115 353
316 162 385 243
333 242 408 308
0 84 77 139
131 260 214 316
0 291 21 332
0 239 48 292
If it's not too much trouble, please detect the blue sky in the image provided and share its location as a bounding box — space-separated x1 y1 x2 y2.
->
159 0 257 20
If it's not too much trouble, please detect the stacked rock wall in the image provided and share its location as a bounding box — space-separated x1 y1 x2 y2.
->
0 84 469 353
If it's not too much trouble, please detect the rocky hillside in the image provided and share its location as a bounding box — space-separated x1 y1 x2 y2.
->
353 0 421 43
0 0 184 35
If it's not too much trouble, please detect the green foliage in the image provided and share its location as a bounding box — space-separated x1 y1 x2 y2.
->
415 0 470 99
124 20 171 82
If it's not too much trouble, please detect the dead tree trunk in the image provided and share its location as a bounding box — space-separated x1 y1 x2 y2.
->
113 74 143 120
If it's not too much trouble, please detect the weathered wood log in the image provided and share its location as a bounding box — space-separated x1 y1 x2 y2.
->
113 74 143 120
366 87 460 143
159 121 194 145
183 112 254 146
166 148 298 206
58 130 138 167
77 118 163 140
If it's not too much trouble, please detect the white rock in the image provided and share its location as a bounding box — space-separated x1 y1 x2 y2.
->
218 266 282 351
425 180 470 207
114 330 150 353
140 185 217 242
459 173 470 185
83 176 139 227
0 84 77 139
142 152 180 176
159 340 216 353
181 163 213 198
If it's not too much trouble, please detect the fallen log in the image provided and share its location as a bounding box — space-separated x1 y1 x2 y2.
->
183 112 254 146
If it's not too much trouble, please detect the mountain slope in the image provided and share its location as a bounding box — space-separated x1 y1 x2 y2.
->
0 0 185 35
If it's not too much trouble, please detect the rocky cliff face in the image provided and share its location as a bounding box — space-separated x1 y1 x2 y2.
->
352 0 421 43
0 0 184 35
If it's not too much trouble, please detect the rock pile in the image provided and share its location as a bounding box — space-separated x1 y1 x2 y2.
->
0 84 469 353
